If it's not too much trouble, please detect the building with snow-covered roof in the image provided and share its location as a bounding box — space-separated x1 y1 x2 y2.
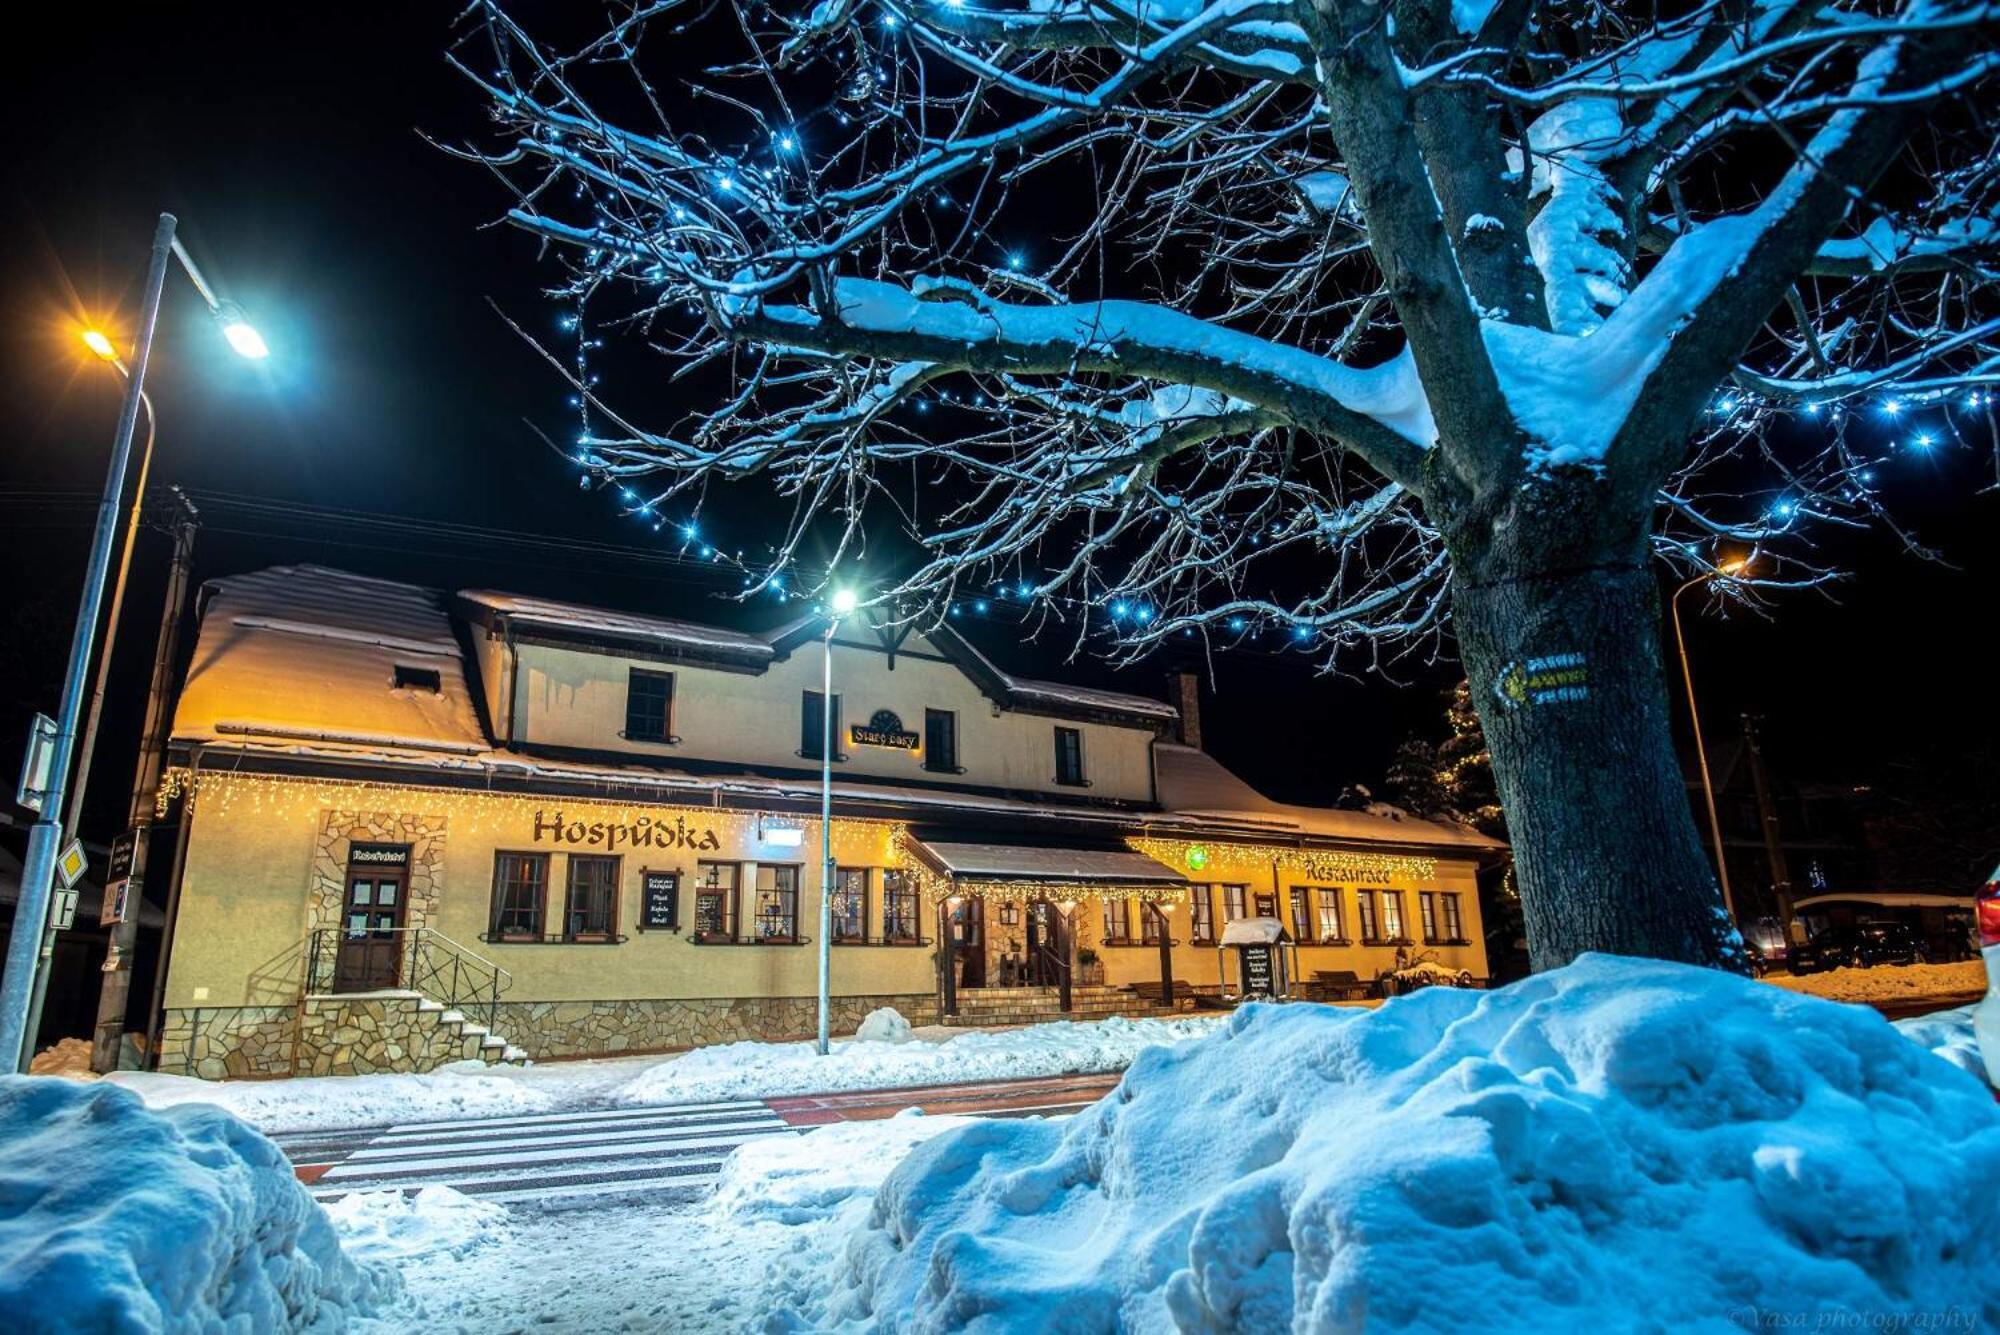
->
151 565 1502 1077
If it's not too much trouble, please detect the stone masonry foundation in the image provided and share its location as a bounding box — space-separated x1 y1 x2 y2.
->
157 992 941 1076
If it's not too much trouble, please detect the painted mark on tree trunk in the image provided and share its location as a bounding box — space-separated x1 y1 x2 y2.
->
1495 654 1590 709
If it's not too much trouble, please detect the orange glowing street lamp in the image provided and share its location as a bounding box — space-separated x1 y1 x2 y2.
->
1 213 272 1074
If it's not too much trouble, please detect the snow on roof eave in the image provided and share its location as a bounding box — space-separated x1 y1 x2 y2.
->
924 619 1178 723
457 590 776 659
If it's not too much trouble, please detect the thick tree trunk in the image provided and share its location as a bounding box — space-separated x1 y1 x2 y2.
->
1452 555 1741 973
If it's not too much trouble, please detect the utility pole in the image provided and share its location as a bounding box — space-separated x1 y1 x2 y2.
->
90 490 199 1072
1741 714 1801 946
0 217 175 1071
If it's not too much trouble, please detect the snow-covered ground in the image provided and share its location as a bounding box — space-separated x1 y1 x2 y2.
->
1762 958 1986 1006
104 1012 1220 1134
336 1114 972 1332
0 1076 396 1329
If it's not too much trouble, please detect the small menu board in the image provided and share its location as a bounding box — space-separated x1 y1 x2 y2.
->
639 870 681 931
1239 943 1275 997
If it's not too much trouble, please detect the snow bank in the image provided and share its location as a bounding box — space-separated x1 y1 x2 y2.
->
1895 1004 1989 1086
107 1014 1218 1134
0 1076 396 1330
324 1186 509 1264
715 1111 973 1226
856 1006 915 1044
108 1059 564 1134
797 955 2000 1333
615 1013 1220 1106
1762 958 1986 1006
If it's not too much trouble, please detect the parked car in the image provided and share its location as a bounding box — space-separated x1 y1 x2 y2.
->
1787 920 1928 973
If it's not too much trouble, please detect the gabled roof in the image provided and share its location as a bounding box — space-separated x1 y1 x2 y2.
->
921 620 1179 728
1153 743 1504 852
174 566 488 755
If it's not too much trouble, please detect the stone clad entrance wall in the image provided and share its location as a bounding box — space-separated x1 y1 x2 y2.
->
307 809 447 934
496 992 940 1060
295 992 512 1077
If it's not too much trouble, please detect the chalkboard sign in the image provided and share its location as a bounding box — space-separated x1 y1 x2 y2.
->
1239 943 1276 997
639 870 681 931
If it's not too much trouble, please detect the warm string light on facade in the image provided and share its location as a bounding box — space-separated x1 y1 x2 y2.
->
155 768 900 852
1126 837 1438 885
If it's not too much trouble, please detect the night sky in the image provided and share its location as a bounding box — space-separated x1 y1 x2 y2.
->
4 6 1996 849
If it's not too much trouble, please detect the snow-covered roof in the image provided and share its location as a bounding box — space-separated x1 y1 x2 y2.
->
924 622 1178 724
907 839 1187 886
1219 916 1289 946
1152 743 1504 852
173 566 488 754
457 590 777 661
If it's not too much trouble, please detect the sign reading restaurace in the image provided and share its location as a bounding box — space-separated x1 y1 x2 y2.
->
850 709 920 750
534 810 721 851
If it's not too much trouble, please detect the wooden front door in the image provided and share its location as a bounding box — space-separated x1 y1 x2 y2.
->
1025 900 1062 986
952 899 987 988
334 864 407 991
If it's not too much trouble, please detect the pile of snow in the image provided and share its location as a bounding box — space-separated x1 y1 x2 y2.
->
1895 1004 1990 1086
788 955 2000 1332
28 1037 96 1078
714 1110 972 1226
108 1059 565 1134
0 1076 396 1328
1762 958 1986 1006
107 1013 1218 1134
855 1006 915 1045
324 1186 509 1264
616 1013 1219 1106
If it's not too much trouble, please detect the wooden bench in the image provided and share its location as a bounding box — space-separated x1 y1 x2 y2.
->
1310 969 1374 1001
1124 979 1193 1005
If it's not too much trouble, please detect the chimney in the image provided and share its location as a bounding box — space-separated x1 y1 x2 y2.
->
1169 670 1203 749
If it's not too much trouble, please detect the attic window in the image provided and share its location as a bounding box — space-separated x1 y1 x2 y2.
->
392 664 442 693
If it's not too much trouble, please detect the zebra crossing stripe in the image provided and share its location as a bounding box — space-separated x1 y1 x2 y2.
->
338 1111 784 1159
372 1099 769 1138
320 1128 789 1181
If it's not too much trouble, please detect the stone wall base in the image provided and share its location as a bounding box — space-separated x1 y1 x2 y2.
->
296 992 512 1077
494 993 941 1060
157 1005 296 1079
157 993 941 1077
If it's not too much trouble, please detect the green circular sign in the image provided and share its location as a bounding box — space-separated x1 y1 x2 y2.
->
1185 845 1210 872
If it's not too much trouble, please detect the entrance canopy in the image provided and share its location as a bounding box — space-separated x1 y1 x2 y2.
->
903 837 1188 901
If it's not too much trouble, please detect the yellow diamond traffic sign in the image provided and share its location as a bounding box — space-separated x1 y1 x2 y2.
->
55 839 88 891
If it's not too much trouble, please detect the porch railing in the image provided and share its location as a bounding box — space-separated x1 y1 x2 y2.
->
304 926 514 1032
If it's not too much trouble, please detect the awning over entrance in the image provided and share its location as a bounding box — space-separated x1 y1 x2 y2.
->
903 837 1189 900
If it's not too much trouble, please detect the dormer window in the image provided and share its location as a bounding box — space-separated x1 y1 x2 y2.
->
624 668 675 743
392 665 441 693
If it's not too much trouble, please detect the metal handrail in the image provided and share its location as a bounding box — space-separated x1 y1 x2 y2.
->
303 926 515 1032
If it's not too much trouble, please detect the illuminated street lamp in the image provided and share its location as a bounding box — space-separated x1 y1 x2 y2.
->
817 586 861 1056
1670 559 1747 931
0 214 268 1072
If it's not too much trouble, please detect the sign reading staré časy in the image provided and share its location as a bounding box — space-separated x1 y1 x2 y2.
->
533 810 720 851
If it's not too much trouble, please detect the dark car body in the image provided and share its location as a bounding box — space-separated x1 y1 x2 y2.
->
1787 920 1929 973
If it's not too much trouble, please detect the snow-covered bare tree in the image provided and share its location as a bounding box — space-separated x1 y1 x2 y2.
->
455 0 1997 971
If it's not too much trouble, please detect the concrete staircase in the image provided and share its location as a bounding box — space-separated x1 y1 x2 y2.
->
940 983 1194 1028
426 1000 530 1066
295 990 528 1077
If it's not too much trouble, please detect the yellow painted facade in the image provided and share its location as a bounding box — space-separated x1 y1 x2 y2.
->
153 566 1503 1077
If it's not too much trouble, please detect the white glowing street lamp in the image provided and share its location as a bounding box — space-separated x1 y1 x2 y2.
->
816 586 861 1056
0 213 269 1071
